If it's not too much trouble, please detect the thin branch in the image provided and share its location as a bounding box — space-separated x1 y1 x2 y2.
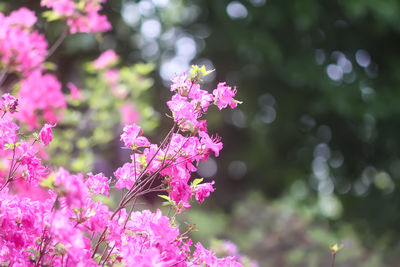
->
46 27 68 60
0 67 8 88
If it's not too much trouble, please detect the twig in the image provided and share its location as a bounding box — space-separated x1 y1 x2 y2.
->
0 67 8 88
46 27 68 60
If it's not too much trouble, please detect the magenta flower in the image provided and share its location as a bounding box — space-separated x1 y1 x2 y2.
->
170 179 192 210
0 116 19 148
41 0 76 16
0 8 48 76
53 168 89 208
167 94 200 129
194 181 215 203
40 123 55 146
114 162 140 190
41 0 111 34
120 123 150 149
85 172 110 196
199 131 223 157
120 103 140 125
6 7 37 28
17 71 66 129
212 82 240 110
67 82 82 100
93 50 118 70
170 73 191 95
1 93 18 114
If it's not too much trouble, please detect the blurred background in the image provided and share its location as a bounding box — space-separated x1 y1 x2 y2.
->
3 0 400 265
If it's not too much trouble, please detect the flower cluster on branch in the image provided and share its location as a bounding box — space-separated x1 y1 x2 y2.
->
0 1 254 266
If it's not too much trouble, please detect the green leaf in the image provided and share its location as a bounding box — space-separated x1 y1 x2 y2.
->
77 1 86 11
42 10 60 22
94 255 102 263
40 173 55 189
44 62 57 71
192 178 204 187
158 194 171 201
32 132 40 140
3 142 19 150
133 63 155 75
330 243 344 254
3 143 13 150
24 249 38 256
54 243 67 255
190 65 214 80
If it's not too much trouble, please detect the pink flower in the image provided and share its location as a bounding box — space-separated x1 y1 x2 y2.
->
170 73 191 95
105 69 124 97
193 242 218 266
79 198 110 232
17 71 66 129
167 94 199 129
120 103 140 125
199 131 223 157
0 116 19 149
104 69 120 83
85 172 110 196
120 123 150 149
0 8 48 75
67 13 111 34
170 179 192 210
7 7 37 28
53 168 88 208
1 93 18 114
41 0 111 34
93 50 118 70
189 86 213 112
41 0 76 16
194 181 215 202
212 82 240 110
67 82 82 100
14 140 47 185
114 162 140 190
40 123 55 146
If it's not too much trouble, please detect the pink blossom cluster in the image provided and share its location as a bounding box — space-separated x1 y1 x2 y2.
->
115 69 241 211
16 71 66 130
210 240 259 267
93 50 127 98
93 50 141 123
0 4 248 264
0 8 48 76
0 101 49 189
1 93 18 114
0 65 248 265
0 7 68 130
93 49 118 70
41 0 111 34
168 72 240 131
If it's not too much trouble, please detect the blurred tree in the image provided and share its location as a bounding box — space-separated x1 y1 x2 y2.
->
196 0 400 244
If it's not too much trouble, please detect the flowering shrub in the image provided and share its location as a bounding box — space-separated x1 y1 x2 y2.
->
49 51 158 172
0 8 47 76
0 1 252 266
0 67 246 266
1 1 158 172
41 0 111 34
